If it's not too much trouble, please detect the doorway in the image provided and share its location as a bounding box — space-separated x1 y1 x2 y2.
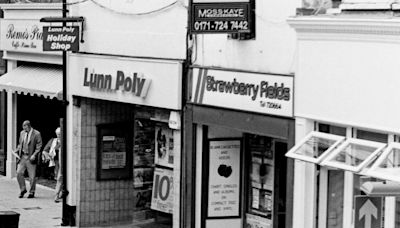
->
16 94 64 185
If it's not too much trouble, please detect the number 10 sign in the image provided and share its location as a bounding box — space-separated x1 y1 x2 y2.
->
151 167 174 214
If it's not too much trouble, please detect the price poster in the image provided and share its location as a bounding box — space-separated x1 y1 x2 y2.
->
151 167 174 214
101 136 126 169
207 139 241 217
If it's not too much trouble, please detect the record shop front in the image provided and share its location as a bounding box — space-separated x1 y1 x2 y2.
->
68 53 183 227
185 67 295 228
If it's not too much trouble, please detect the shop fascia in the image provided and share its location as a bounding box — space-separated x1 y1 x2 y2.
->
286 131 400 195
83 67 151 98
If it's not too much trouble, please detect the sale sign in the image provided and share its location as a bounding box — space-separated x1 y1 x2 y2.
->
43 26 79 51
151 167 174 214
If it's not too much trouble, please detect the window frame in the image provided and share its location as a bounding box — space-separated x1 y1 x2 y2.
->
366 142 400 183
285 131 345 164
320 138 386 173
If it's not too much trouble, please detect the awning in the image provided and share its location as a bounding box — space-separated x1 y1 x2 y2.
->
286 131 400 183
0 65 62 100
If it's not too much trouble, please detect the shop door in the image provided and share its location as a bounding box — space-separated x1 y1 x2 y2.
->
245 135 288 228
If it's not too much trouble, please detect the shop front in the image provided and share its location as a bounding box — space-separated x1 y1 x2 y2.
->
68 53 182 227
0 3 63 178
186 67 295 228
287 16 400 228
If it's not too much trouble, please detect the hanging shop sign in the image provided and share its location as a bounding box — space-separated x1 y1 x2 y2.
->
43 26 79 52
190 0 252 34
151 167 174 214
0 19 45 53
191 68 294 117
70 54 182 110
207 139 242 218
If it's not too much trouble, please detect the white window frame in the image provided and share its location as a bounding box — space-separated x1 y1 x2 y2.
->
366 142 400 183
320 138 386 173
285 131 345 164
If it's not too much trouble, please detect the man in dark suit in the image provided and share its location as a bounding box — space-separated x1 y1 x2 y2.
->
16 120 42 198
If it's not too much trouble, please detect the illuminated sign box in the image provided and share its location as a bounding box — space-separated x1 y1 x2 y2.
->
190 1 253 34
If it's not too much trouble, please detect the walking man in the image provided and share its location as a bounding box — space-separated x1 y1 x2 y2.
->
16 120 42 198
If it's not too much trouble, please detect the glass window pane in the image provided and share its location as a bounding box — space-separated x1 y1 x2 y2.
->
327 170 344 228
368 144 400 182
321 139 385 172
357 129 387 143
318 123 346 137
286 132 344 164
333 144 377 166
294 136 337 158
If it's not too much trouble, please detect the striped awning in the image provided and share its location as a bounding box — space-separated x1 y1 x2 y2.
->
0 65 62 100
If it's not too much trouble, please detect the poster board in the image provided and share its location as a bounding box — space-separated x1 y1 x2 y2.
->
154 126 174 168
97 122 133 180
150 167 174 214
206 139 242 218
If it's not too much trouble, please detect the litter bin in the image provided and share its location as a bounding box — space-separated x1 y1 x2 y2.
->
0 211 20 228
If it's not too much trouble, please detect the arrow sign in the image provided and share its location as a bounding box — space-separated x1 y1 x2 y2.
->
355 196 382 228
359 199 377 228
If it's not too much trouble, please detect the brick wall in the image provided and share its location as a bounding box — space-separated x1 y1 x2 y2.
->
78 98 135 227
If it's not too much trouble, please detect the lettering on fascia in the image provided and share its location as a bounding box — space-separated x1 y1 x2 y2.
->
83 68 151 98
206 76 291 101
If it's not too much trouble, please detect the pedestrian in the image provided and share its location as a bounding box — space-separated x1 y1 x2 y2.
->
42 127 63 202
16 120 42 198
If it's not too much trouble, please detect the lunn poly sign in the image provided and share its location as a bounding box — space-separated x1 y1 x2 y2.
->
43 26 79 52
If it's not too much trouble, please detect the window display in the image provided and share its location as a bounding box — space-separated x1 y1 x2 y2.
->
132 118 173 226
248 135 274 222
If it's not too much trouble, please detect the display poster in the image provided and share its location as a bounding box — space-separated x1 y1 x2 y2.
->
101 136 126 169
245 213 272 228
133 167 154 189
151 167 174 214
43 26 79 52
207 140 241 217
155 126 174 168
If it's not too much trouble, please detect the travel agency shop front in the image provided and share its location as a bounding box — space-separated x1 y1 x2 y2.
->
0 3 64 178
68 53 183 227
287 16 400 228
185 67 295 228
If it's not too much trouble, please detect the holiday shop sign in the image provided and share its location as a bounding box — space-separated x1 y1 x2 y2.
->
43 26 79 52
191 68 293 117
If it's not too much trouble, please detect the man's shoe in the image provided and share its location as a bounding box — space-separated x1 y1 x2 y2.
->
19 190 27 198
27 193 35 198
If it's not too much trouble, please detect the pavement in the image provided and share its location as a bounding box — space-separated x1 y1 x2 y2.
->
0 175 62 228
0 176 160 228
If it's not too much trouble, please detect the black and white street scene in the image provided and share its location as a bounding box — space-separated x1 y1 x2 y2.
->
0 0 400 228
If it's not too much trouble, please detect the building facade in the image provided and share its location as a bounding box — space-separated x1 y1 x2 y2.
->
66 1 188 227
287 1 400 227
183 0 300 228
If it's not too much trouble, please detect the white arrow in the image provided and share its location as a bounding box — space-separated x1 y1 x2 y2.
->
359 199 377 228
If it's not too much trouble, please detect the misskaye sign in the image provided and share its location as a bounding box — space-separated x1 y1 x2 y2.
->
83 68 151 98
191 68 293 117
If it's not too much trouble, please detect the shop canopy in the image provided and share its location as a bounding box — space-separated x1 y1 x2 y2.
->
286 131 400 183
0 65 62 100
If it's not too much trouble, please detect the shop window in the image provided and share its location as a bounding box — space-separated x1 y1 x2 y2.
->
285 131 345 164
320 138 386 172
133 118 173 227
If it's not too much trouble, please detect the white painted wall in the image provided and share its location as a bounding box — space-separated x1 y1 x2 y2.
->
296 39 400 133
193 0 301 75
68 0 188 60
